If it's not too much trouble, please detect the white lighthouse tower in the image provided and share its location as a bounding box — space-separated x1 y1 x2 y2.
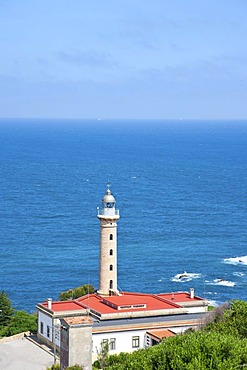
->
97 185 120 296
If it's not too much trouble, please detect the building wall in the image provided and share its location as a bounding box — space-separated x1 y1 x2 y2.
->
60 323 92 370
68 325 92 369
92 329 147 361
38 311 52 344
170 326 194 334
185 306 208 314
37 312 60 347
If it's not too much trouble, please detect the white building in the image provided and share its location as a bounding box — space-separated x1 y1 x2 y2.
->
36 186 208 367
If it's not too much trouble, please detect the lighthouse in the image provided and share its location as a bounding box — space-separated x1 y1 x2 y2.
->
97 185 120 296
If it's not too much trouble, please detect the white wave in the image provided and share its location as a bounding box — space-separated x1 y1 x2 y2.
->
233 272 245 277
224 256 247 266
205 291 218 295
172 271 201 283
207 300 218 307
213 279 235 287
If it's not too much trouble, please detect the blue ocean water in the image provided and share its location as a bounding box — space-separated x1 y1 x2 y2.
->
0 119 246 312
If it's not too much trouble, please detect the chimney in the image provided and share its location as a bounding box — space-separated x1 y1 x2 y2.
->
47 298 52 310
190 288 194 299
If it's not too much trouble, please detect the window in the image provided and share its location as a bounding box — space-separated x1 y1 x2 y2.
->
54 328 60 341
47 325 50 338
109 234 113 240
102 339 108 348
110 338 116 351
132 336 140 348
146 335 151 347
40 321 44 334
109 280 113 289
109 249 113 256
109 264 113 271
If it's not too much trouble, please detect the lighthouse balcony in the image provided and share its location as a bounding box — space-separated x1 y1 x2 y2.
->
98 208 119 217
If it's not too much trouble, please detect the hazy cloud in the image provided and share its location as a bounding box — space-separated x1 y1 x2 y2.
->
56 49 117 69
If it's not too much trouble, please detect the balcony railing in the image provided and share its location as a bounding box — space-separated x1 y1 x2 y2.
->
97 208 119 216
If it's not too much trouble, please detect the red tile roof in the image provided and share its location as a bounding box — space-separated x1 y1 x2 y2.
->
157 292 204 302
147 329 175 340
62 316 93 325
41 300 87 313
76 292 182 315
39 291 204 316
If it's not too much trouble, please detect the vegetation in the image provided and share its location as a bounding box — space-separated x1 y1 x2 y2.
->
59 284 95 301
104 331 247 370
46 365 60 370
91 300 247 370
94 340 110 369
0 291 14 327
47 364 83 370
203 300 247 338
0 291 37 338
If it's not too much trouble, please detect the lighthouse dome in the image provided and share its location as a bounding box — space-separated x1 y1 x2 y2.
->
102 188 115 203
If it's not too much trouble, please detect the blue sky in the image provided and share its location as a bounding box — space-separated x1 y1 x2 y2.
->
0 0 247 119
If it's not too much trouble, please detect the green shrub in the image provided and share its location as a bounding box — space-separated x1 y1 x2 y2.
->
46 364 60 370
2 310 37 337
105 301 247 370
106 331 247 370
59 284 95 301
0 291 14 328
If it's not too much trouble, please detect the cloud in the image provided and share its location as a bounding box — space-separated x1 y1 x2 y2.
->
214 54 247 72
56 49 117 69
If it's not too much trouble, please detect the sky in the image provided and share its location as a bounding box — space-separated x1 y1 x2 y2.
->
0 0 247 119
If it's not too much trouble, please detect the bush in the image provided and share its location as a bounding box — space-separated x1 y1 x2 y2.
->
203 300 247 338
46 365 60 370
0 291 14 328
104 301 247 370
1 310 37 337
59 284 95 301
106 331 247 370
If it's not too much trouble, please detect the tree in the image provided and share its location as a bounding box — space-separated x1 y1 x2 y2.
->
0 291 14 328
59 284 95 301
203 300 247 338
0 291 38 338
223 300 247 338
2 311 37 337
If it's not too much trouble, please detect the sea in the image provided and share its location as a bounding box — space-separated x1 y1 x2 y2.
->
0 119 246 313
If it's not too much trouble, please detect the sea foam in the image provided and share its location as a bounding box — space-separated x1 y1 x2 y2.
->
171 272 201 283
224 256 247 266
208 279 236 287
